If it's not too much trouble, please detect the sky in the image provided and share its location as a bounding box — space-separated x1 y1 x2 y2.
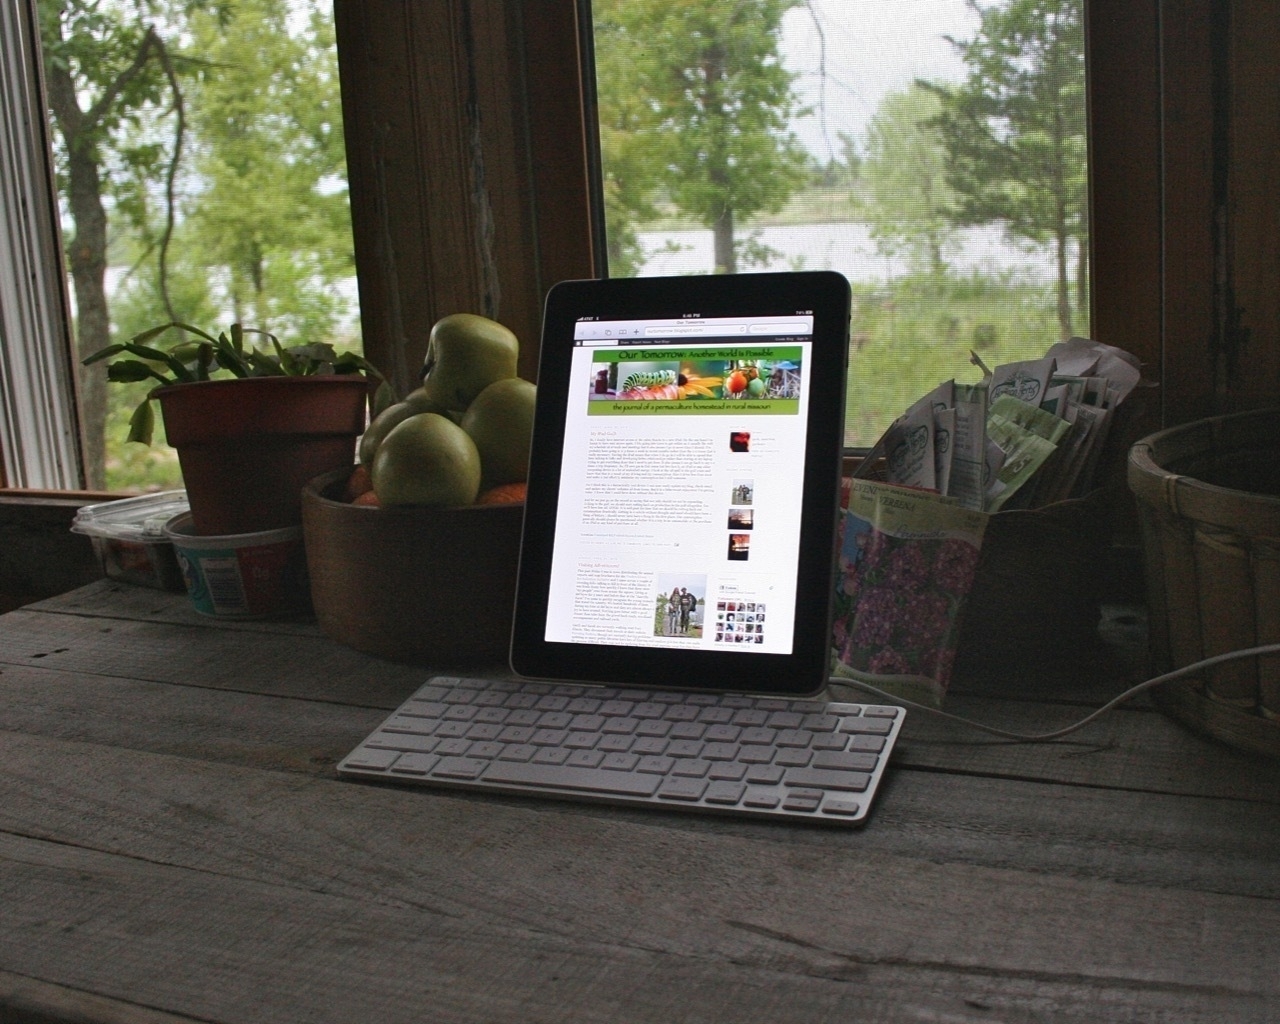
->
778 0 980 159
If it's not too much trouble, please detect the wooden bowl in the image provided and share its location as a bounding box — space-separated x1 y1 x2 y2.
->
301 469 523 666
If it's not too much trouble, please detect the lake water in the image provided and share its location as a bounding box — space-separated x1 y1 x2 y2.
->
637 220 1057 284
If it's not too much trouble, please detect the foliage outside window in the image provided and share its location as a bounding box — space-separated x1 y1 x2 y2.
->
590 0 1089 447
39 0 359 491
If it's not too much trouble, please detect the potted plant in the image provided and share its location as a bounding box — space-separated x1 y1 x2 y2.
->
85 322 392 536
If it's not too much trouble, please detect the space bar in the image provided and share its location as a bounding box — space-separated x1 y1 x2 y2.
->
482 761 662 797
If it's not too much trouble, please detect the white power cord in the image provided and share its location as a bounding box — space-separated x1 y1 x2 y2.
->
826 643 1280 743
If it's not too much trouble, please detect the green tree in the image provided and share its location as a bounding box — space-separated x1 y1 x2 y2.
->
182 0 353 337
862 83 958 277
929 0 1088 338
38 0 219 485
593 0 810 275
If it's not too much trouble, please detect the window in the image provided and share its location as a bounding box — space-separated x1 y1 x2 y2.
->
588 0 1091 448
0 0 1241 498
23 0 360 493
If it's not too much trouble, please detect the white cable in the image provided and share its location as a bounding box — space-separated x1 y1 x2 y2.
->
825 643 1280 743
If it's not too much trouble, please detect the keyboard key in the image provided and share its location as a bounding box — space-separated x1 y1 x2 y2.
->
774 749 812 768
367 732 438 753
705 781 747 805
783 790 822 813
390 753 439 776
745 764 784 785
432 757 487 780
658 778 708 801
484 760 661 797
821 797 862 817
498 726 535 743
783 768 871 792
840 717 894 735
602 752 640 771
813 751 879 772
670 722 706 740
704 724 742 743
672 759 710 778
345 748 398 771
743 788 781 809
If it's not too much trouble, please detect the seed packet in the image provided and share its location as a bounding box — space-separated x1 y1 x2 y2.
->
831 478 989 707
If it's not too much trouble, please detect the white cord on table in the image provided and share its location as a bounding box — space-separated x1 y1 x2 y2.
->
825 643 1280 743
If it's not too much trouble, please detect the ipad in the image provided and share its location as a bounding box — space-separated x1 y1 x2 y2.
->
510 271 851 697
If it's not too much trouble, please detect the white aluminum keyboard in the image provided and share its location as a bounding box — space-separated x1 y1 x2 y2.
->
339 676 904 825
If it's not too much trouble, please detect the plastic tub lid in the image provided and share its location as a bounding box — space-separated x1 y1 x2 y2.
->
72 490 190 542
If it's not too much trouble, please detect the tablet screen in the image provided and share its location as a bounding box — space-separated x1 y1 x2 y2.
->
511 272 851 696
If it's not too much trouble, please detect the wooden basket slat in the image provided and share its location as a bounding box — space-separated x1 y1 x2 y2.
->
1128 408 1280 757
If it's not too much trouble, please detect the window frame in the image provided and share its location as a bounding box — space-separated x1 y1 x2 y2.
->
0 0 84 492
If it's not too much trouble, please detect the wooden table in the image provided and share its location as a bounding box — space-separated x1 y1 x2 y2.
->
2 580 1278 1023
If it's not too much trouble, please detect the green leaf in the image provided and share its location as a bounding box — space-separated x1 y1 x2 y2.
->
125 399 156 446
118 342 196 382
105 360 168 384
82 343 128 366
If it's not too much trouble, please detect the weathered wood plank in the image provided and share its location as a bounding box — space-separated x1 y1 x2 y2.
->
2 714 1278 910
0 607 433 709
18 578 327 637
1 794 1276 1024
0 969 205 1024
4 615 1274 804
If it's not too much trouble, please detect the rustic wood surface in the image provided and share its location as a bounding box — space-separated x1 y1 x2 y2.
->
2 580 1278 1024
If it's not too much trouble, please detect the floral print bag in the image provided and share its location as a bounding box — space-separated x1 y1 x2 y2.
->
831 478 989 708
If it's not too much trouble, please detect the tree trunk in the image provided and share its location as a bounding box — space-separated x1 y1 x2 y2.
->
713 206 735 275
1076 233 1090 332
44 60 108 488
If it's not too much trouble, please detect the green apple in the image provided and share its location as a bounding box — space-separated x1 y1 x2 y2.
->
460 377 537 488
418 313 519 412
358 401 419 466
371 412 482 507
401 386 463 423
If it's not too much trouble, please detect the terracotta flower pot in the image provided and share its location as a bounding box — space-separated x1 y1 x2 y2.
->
156 376 370 536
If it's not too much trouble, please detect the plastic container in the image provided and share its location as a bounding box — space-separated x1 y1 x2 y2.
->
164 512 309 619
72 491 190 591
